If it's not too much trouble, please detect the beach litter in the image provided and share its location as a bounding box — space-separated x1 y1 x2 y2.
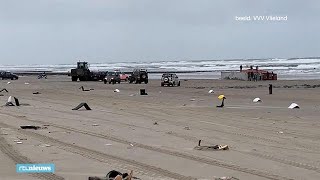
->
253 97 262 103
208 89 214 93
278 131 284 134
72 102 91 110
105 144 112 146
0 88 8 93
214 177 239 180
16 141 23 144
7 82 11 84
153 122 158 125
39 144 51 147
89 170 139 180
184 126 190 130
79 86 91 91
5 96 20 106
190 99 196 101
288 103 300 109
33 92 41 94
114 89 120 93
92 124 99 126
24 82 30 85
194 140 229 151
217 95 226 108
20 125 42 130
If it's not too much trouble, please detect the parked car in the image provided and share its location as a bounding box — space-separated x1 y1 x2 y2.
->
104 72 121 84
0 71 19 80
114 70 129 81
161 73 180 87
128 69 148 84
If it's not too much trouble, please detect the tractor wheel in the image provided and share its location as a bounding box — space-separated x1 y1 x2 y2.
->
72 76 78 81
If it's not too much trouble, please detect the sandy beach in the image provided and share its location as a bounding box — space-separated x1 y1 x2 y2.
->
1 75 320 180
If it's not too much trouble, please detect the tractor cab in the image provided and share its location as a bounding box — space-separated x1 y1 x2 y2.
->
77 62 89 69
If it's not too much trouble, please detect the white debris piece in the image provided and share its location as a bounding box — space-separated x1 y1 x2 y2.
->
253 98 261 103
114 89 120 93
288 103 299 109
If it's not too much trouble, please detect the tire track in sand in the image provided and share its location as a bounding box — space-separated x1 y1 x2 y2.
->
1 113 292 180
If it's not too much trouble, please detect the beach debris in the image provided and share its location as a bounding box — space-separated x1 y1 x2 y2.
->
253 97 262 103
24 82 30 85
140 89 148 95
129 94 136 96
159 91 162 94
184 126 190 130
7 82 11 84
5 96 20 106
190 99 196 101
130 144 134 147
20 125 41 130
33 92 41 94
217 95 226 108
16 141 23 144
72 102 91 110
105 143 112 146
39 144 51 147
92 124 99 126
288 103 300 109
182 104 187 106
218 95 225 100
88 170 138 180
79 86 90 91
214 177 239 180
194 140 229 151
114 89 120 93
278 131 284 134
0 88 8 93
153 122 158 125
208 89 214 93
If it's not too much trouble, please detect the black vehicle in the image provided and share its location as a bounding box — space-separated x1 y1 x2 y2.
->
0 71 19 80
161 73 180 87
128 69 148 84
104 71 121 84
70 61 106 81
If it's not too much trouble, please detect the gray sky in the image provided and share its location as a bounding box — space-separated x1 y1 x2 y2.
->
0 0 319 65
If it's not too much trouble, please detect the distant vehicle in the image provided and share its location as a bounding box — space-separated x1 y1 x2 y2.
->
114 70 129 81
104 71 121 84
70 61 106 81
128 69 148 84
0 71 19 80
38 72 47 79
161 73 180 87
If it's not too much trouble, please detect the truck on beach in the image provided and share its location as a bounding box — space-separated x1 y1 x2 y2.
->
70 61 106 81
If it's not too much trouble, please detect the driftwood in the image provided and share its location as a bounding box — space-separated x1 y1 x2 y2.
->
72 102 91 110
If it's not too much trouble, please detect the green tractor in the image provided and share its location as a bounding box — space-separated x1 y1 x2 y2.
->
70 62 106 81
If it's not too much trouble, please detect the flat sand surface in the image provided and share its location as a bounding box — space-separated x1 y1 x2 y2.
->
1 76 320 180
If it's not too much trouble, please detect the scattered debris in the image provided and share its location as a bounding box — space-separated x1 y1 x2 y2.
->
140 89 148 95
153 122 158 125
214 177 239 180
129 94 136 96
184 126 190 130
130 144 134 147
7 82 11 84
39 144 51 147
288 103 300 109
79 86 90 91
208 89 214 93
20 125 41 130
114 89 120 93
33 92 41 94
217 95 226 108
16 141 23 144
105 144 112 146
253 97 262 103
0 88 8 93
194 140 229 151
72 102 91 110
5 96 20 106
190 99 196 101
182 104 187 106
278 131 284 134
24 82 30 85
89 170 139 180
92 124 99 126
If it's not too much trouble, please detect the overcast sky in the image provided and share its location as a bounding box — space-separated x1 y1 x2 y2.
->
0 0 319 65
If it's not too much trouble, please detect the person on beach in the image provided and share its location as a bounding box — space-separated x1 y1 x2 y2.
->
240 65 243 72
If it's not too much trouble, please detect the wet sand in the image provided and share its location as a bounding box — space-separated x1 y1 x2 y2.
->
1 75 320 180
